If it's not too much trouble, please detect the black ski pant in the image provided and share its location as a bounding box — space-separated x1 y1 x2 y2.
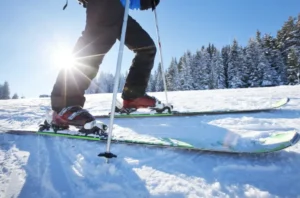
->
51 0 156 113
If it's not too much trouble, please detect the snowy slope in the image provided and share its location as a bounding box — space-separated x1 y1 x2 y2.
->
1 85 300 198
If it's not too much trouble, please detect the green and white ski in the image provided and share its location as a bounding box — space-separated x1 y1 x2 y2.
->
95 97 290 119
6 127 299 154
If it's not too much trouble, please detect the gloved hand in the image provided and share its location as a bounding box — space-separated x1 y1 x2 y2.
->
140 0 160 10
120 0 160 11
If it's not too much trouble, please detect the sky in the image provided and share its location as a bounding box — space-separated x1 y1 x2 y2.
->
0 0 299 98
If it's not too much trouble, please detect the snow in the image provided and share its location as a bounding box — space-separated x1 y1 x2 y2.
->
1 85 300 198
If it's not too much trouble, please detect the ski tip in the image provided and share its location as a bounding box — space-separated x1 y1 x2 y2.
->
291 131 300 145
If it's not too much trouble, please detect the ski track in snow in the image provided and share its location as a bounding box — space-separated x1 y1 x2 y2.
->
1 85 300 197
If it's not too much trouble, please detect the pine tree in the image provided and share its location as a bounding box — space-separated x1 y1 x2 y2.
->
207 43 217 58
150 73 157 92
178 51 194 90
284 16 300 55
106 73 115 93
165 58 179 91
95 72 115 93
0 84 3 99
201 48 211 89
86 71 122 94
211 50 226 89
245 38 262 87
146 73 155 92
261 59 277 87
245 38 276 87
286 48 300 85
262 34 287 85
221 45 231 88
191 50 202 90
154 63 164 92
277 16 297 64
227 40 246 88
256 30 262 46
2 81 10 99
209 51 216 89
293 14 300 67
12 93 19 99
173 60 181 91
191 49 210 90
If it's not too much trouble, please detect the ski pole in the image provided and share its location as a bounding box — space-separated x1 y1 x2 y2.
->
153 8 169 105
98 0 130 162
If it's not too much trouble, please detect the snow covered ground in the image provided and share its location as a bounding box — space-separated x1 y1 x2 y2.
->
1 85 300 198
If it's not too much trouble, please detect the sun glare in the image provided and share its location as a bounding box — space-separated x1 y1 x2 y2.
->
51 46 75 70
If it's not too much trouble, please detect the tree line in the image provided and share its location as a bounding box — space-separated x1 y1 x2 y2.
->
87 13 300 94
0 81 19 100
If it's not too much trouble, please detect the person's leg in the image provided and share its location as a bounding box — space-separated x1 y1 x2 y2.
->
121 16 157 100
51 0 125 113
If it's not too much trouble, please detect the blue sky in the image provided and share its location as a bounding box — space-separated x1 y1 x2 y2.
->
0 0 299 98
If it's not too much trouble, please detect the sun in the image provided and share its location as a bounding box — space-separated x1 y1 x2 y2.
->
51 45 75 70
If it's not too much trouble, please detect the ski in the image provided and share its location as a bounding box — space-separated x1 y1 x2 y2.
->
94 97 290 119
6 127 300 154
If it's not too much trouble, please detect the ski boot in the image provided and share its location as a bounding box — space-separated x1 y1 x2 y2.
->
39 106 107 137
116 94 173 114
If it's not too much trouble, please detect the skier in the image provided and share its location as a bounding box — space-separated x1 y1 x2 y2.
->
50 0 164 130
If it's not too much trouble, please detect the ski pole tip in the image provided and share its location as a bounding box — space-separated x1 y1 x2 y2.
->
98 152 117 159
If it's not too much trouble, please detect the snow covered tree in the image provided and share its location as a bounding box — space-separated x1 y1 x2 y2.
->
221 45 231 88
284 16 300 56
105 73 115 93
153 63 164 92
227 40 246 88
92 72 114 93
295 14 300 54
207 43 217 58
277 16 298 65
256 30 262 45
211 50 226 89
192 49 211 90
209 52 216 89
0 81 10 99
261 60 277 87
244 38 272 87
12 93 19 99
146 73 155 92
286 48 300 85
262 34 287 85
249 37 277 87
165 58 180 91
191 50 202 90
0 84 2 99
178 51 194 90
